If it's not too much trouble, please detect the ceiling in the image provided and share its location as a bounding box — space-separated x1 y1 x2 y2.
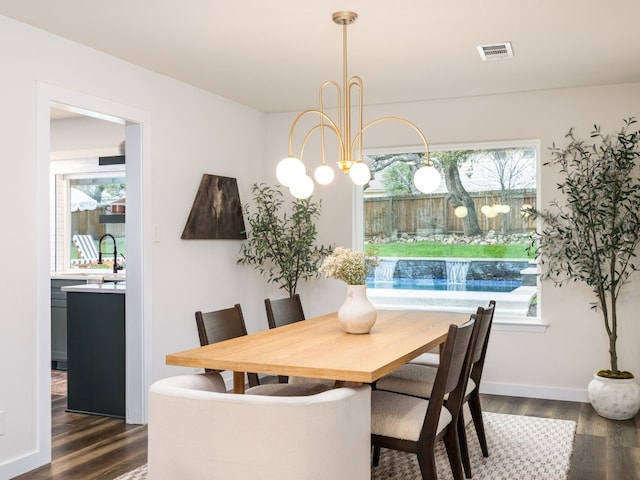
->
3 0 640 114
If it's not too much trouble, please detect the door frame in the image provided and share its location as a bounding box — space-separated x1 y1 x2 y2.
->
36 83 152 462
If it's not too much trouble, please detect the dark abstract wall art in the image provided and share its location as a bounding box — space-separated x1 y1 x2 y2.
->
181 174 247 240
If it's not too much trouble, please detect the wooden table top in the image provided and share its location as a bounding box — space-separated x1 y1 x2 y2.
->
166 309 470 387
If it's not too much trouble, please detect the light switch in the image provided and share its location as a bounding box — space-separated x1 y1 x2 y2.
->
153 224 161 243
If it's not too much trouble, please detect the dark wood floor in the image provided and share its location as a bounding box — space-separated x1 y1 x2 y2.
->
12 394 147 480
12 388 640 479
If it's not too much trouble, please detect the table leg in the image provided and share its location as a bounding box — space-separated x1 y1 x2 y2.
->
334 380 363 388
233 371 246 394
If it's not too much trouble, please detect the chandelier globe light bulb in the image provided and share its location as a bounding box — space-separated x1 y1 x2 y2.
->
314 164 335 185
413 165 442 193
349 162 371 185
289 175 315 199
276 156 306 187
454 206 468 218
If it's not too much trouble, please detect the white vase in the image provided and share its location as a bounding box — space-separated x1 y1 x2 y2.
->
587 373 640 420
337 284 377 334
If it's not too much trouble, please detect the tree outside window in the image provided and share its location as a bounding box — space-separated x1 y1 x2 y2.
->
362 144 537 320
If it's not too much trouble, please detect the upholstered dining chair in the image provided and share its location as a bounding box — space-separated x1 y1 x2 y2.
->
371 317 477 480
375 300 496 478
148 372 371 480
195 304 260 387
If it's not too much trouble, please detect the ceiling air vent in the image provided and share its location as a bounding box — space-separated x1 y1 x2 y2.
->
477 42 514 61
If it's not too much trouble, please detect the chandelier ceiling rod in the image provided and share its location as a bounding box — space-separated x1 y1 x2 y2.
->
276 11 442 199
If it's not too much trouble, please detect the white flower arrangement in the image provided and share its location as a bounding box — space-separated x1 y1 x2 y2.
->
319 247 379 285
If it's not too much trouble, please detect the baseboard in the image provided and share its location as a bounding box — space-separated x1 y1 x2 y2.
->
481 380 590 403
0 450 46 480
227 374 591 403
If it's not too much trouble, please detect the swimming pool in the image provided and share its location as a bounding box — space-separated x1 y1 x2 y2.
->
367 258 529 293
366 278 521 293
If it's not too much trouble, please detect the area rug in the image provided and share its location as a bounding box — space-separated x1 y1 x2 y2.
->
114 412 576 480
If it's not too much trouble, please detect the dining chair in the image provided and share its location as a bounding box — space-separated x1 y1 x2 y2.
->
408 300 496 371
195 304 260 388
265 294 305 329
196 304 332 396
148 372 371 480
371 317 477 480
247 294 333 395
375 300 496 478
264 294 306 383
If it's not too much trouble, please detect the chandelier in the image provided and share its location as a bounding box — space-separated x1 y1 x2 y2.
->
276 11 442 199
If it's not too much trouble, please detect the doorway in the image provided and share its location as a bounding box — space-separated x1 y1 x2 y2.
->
37 83 151 465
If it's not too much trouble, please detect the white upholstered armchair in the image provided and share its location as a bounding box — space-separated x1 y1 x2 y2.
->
148 372 371 480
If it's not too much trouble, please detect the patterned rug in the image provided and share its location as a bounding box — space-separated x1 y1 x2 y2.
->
115 412 576 480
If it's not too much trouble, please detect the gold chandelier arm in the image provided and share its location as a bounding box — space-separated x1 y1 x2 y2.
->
287 109 344 161
279 11 434 196
342 20 350 166
299 123 344 162
319 81 341 165
348 76 364 163
354 117 432 166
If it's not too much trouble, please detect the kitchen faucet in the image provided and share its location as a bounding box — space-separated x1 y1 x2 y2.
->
98 233 123 274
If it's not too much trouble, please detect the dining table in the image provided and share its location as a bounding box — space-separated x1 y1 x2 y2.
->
166 309 470 393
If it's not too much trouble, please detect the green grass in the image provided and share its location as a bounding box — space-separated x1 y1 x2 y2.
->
365 241 534 259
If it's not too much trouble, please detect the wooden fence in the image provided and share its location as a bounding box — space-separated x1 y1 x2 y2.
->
364 190 536 237
72 209 125 239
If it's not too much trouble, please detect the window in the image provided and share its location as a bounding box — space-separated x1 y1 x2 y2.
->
51 158 126 272
361 142 538 324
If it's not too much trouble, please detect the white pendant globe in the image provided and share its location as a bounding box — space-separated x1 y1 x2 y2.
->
314 164 335 185
413 165 441 193
276 156 306 187
289 175 314 199
482 205 499 218
454 206 468 218
349 162 371 186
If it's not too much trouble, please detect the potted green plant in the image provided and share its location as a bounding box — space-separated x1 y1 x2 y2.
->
237 183 332 297
527 118 640 419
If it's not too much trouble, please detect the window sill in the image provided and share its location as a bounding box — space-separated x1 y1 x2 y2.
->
374 303 547 333
492 316 548 333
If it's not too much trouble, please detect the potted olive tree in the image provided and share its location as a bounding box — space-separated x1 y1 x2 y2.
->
237 183 332 297
527 118 640 419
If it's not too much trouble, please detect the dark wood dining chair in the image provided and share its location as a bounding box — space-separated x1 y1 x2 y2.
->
195 304 260 388
265 294 305 329
264 294 306 383
460 300 496 471
371 317 478 480
374 300 496 478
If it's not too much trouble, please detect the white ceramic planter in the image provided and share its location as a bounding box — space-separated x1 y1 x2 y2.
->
587 374 640 420
337 285 377 334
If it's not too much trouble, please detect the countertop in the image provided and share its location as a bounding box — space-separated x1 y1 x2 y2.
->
61 283 126 294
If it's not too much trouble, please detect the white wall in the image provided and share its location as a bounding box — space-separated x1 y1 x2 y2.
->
0 15 268 479
3 10 640 479
267 82 640 402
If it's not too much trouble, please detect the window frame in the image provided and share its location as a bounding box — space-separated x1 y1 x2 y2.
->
355 139 546 332
51 158 125 273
